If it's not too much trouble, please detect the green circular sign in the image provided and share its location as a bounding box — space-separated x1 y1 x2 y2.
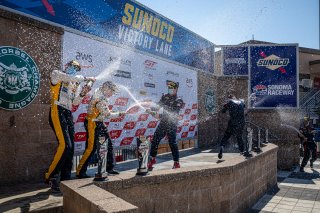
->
0 46 40 110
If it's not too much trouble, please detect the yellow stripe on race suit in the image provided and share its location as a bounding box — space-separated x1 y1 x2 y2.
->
76 103 100 175
45 82 67 180
76 120 96 175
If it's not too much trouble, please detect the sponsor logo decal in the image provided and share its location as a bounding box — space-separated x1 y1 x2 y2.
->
76 113 87 122
74 132 87 142
253 84 268 95
257 52 289 73
0 46 40 110
120 137 134 146
109 130 122 139
138 114 149 121
147 121 158 128
124 121 136 130
144 60 157 70
186 78 193 87
135 128 146 136
166 70 179 77
107 56 131 66
113 70 132 78
144 82 155 88
115 97 129 106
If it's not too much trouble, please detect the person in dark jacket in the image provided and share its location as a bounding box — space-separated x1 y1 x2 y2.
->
147 80 184 169
299 117 317 172
218 94 246 159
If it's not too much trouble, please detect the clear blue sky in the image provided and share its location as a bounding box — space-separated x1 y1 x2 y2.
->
137 0 319 49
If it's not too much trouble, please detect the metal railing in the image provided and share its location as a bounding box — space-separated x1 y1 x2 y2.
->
303 90 320 118
244 120 279 154
300 88 319 106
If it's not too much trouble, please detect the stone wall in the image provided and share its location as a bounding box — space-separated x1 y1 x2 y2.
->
196 74 302 148
0 9 63 185
61 144 278 213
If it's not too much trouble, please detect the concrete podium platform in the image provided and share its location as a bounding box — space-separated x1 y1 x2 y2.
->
61 144 278 213
0 145 278 213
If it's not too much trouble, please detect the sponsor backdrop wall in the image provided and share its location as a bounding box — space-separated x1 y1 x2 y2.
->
63 32 198 155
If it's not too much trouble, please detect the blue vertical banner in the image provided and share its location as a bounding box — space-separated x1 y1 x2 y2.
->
223 46 248 75
249 45 298 108
1 0 214 72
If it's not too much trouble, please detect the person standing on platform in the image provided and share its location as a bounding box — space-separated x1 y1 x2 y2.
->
147 81 184 170
76 81 124 178
45 60 95 191
299 117 317 172
218 94 246 159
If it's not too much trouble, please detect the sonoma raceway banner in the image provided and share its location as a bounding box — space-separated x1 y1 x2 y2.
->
63 32 198 155
1 0 214 73
249 45 298 109
222 46 248 76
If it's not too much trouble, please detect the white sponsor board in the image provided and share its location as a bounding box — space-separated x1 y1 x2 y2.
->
63 32 198 155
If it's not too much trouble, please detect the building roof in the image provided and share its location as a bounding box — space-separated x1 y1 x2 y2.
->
239 40 320 55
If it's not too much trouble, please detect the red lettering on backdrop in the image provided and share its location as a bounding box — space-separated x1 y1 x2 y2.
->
124 121 136 129
135 128 146 136
120 137 134 146
181 132 188 138
190 115 197 120
109 130 122 139
115 98 129 106
76 113 87 122
81 95 91 104
185 109 191 114
147 121 158 128
138 114 149 121
74 132 86 142
189 125 196 131
126 106 140 114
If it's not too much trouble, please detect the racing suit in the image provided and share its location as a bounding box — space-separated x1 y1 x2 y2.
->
76 88 120 177
45 70 86 182
150 94 184 162
220 98 246 152
300 125 317 169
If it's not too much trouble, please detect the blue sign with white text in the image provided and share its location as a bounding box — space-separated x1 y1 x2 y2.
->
1 0 214 72
249 45 298 108
223 46 248 75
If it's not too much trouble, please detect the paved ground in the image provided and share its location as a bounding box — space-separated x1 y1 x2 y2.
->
250 161 320 213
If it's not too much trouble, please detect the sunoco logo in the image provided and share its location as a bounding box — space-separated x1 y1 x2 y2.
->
0 46 40 110
257 53 289 73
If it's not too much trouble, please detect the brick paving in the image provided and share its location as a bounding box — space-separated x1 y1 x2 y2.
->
251 161 320 213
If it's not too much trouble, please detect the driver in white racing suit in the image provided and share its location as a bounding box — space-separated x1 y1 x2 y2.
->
45 60 95 191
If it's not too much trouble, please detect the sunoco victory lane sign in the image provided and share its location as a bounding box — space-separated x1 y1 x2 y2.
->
249 45 298 109
63 32 198 155
1 0 214 73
